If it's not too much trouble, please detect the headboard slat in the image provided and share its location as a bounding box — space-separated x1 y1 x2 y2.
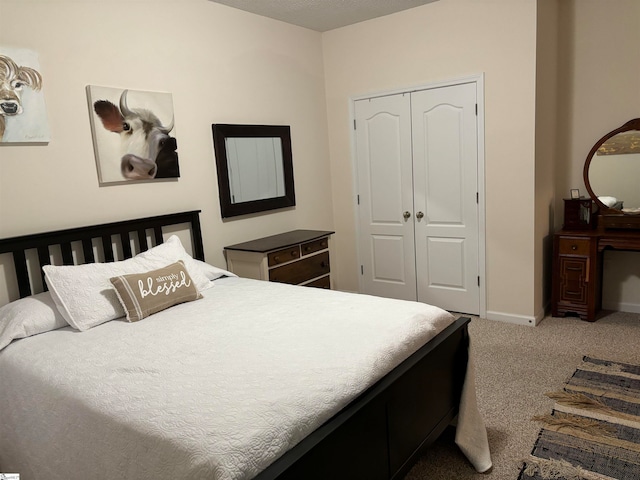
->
191 219 205 260
82 239 95 264
37 246 51 292
153 226 163 246
0 210 204 301
61 242 74 265
102 235 115 263
37 246 51 268
137 229 149 252
120 232 132 259
12 249 32 298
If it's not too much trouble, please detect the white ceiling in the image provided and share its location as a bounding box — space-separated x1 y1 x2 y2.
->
208 0 439 32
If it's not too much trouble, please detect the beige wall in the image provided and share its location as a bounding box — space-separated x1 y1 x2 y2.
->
0 0 333 303
555 0 640 313
2 0 638 320
322 0 538 322
534 1 559 320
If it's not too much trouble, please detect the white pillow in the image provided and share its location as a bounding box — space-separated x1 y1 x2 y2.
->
598 196 618 208
0 292 69 352
193 259 237 281
43 236 210 331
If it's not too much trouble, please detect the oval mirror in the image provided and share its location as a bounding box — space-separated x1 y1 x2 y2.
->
584 118 640 216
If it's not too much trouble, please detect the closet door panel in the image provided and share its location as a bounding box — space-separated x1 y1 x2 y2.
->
425 237 465 289
422 107 464 224
355 94 417 300
412 83 480 314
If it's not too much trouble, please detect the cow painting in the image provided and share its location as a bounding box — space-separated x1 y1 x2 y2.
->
87 86 179 183
0 49 50 143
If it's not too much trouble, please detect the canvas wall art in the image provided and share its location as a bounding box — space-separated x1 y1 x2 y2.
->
86 85 179 184
0 47 50 143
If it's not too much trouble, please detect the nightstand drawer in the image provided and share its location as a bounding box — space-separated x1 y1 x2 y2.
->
558 237 591 256
305 275 331 289
269 252 330 285
301 237 329 256
268 246 301 266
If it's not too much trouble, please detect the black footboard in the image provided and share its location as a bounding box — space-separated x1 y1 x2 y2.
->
255 316 470 480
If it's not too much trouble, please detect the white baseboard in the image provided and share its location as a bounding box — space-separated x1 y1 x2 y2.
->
485 310 540 326
341 288 548 326
601 301 640 314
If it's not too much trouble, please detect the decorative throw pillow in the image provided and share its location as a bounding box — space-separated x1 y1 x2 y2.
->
110 261 202 322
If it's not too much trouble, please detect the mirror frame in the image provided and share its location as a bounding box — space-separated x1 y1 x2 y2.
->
583 118 640 218
212 124 296 218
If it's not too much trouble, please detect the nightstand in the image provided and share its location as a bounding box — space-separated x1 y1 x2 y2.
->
224 230 334 288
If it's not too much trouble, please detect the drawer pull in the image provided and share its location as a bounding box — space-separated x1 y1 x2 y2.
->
571 245 577 251
274 256 279 262
321 261 327 268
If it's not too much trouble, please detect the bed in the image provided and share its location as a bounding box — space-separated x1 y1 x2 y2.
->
0 210 490 480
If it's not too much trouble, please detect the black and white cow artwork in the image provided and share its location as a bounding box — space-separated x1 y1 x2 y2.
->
0 54 43 142
93 89 179 180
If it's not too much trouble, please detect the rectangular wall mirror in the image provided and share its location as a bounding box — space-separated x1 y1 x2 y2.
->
212 124 296 218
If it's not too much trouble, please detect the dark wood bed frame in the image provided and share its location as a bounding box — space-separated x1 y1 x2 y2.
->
0 210 470 480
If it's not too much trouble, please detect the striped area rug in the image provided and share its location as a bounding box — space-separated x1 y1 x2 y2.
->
519 356 640 480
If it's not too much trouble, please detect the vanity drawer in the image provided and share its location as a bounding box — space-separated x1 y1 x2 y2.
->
269 252 330 285
301 237 329 256
558 237 591 256
268 246 301 266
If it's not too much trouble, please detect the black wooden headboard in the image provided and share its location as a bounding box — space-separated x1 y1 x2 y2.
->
0 210 204 299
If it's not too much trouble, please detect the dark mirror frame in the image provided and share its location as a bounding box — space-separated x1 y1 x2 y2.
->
212 124 296 218
583 118 640 218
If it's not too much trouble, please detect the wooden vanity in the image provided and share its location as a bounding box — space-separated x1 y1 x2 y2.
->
552 118 640 321
552 227 640 321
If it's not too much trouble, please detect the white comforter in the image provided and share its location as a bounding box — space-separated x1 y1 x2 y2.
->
0 277 458 480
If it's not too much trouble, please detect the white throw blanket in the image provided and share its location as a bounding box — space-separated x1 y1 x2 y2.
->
456 339 492 473
0 277 490 479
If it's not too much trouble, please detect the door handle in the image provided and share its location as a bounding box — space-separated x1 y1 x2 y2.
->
416 211 424 220
403 211 411 220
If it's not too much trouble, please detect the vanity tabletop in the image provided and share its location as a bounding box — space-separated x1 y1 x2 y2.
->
224 230 334 253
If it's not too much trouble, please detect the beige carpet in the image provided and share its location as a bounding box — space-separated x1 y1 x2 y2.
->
404 311 640 480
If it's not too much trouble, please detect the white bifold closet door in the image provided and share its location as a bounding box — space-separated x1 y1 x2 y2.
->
355 82 479 315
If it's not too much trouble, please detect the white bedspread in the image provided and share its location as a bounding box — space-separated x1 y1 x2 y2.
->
0 278 484 479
